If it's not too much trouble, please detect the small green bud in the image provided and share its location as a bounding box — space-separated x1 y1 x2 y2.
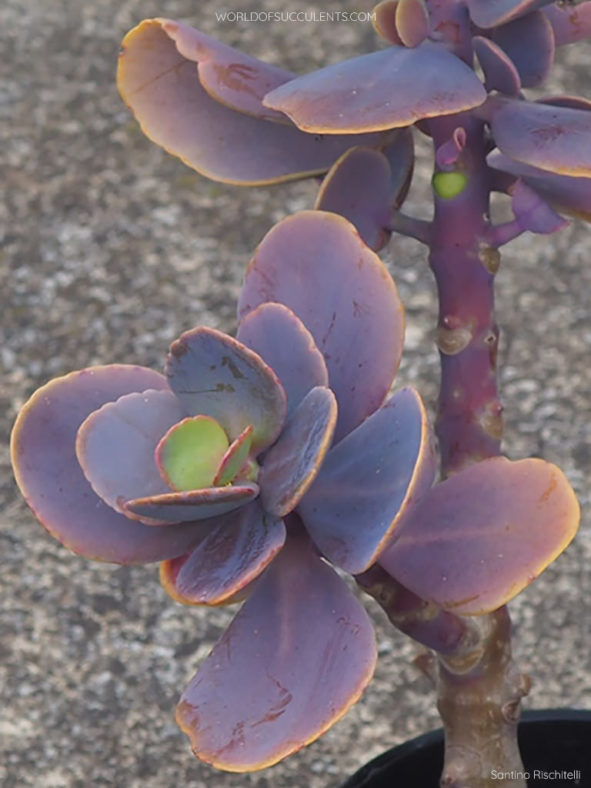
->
432 171 468 200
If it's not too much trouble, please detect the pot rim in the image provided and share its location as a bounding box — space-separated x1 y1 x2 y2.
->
340 707 591 788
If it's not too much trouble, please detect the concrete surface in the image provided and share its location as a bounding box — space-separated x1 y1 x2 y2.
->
2 1 591 786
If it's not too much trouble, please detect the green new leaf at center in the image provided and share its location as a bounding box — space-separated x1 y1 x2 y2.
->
156 416 230 491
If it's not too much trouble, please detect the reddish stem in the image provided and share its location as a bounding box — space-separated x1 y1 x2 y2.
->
428 114 529 787
356 564 479 655
429 114 502 476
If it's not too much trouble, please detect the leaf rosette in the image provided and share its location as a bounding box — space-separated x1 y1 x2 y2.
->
12 210 437 770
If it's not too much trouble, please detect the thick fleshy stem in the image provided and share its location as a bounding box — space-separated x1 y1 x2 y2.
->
437 609 531 788
428 114 530 787
356 564 481 655
430 114 502 474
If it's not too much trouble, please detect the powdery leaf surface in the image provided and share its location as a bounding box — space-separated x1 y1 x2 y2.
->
238 211 405 442
117 19 384 185
380 457 580 614
10 366 202 563
263 43 486 133
160 501 285 605
299 387 436 574
176 530 377 771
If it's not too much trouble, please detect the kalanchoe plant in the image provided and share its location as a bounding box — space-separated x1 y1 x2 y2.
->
12 209 435 770
10 0 591 786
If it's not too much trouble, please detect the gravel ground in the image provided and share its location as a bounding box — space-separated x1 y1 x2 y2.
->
2 2 591 786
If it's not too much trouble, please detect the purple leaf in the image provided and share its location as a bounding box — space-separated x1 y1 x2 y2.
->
158 19 293 122
537 95 591 111
544 1 591 46
380 457 580 615
395 0 430 47
159 501 285 605
488 150 591 221
467 0 554 28
117 20 384 185
298 388 437 574
373 0 404 44
315 147 394 251
510 178 568 233
492 10 555 88
315 133 415 246
238 211 405 442
236 302 328 416
382 128 415 205
489 98 591 177
75 389 183 516
176 528 376 771
425 0 473 62
259 387 337 517
124 483 259 525
166 327 286 454
473 36 521 96
213 425 254 486
263 43 486 133
10 366 203 564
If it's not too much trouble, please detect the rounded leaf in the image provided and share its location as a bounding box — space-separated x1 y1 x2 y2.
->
236 303 328 416
382 127 415 206
380 457 580 615
372 0 404 45
124 483 259 525
488 150 591 221
490 98 591 177
166 326 287 454
76 389 184 514
473 36 521 96
510 178 568 234
298 388 436 574
259 387 337 517
160 501 285 605
315 147 394 251
263 43 486 133
213 425 255 486
238 211 405 442
156 415 229 491
157 18 293 122
492 10 555 88
117 20 385 185
395 0 430 48
10 366 202 564
176 529 377 771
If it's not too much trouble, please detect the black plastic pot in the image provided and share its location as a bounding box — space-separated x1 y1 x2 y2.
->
341 710 591 787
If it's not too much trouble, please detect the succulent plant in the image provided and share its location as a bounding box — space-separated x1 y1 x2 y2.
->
11 1 591 785
13 208 433 769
